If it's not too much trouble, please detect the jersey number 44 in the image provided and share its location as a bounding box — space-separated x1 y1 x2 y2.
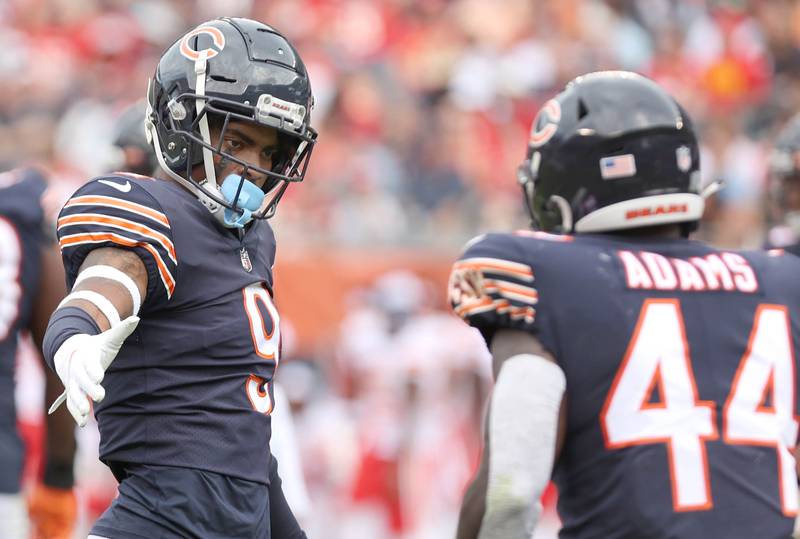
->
601 299 798 515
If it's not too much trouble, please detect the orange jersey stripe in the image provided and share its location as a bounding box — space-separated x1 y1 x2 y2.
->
484 287 539 306
456 296 535 322
454 296 493 317
58 213 176 263
509 306 536 321
64 195 169 227
483 279 539 301
491 302 535 321
456 297 512 317
453 257 534 281
59 232 176 297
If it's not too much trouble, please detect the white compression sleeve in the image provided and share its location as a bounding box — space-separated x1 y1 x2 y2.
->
73 265 142 316
56 290 121 328
479 353 566 539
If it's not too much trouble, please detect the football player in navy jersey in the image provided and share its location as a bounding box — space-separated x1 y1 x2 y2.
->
450 71 800 539
41 18 315 539
766 113 800 256
0 167 77 539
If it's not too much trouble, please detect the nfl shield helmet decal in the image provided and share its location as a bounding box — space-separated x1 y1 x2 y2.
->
676 145 692 172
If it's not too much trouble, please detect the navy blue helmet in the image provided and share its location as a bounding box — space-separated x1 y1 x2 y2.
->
145 17 317 224
517 71 703 234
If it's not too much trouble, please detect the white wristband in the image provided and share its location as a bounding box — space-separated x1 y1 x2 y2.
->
73 265 142 316
57 290 121 328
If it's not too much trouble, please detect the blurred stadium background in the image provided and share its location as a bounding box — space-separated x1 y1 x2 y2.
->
7 0 800 537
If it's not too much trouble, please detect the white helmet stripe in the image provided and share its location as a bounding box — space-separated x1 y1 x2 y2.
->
574 193 705 233
194 52 218 190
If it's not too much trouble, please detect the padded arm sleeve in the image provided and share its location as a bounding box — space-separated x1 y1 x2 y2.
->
480 353 566 539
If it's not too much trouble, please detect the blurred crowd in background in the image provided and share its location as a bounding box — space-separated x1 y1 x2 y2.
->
7 0 800 537
8 0 800 248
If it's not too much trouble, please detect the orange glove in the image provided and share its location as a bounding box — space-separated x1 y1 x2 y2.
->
27 484 77 539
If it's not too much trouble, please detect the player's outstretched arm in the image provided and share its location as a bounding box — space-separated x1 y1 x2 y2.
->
456 329 567 539
42 247 148 427
28 242 79 538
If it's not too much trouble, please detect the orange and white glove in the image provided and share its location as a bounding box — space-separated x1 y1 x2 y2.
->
27 484 77 539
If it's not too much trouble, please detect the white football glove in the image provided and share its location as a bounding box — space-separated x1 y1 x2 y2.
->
49 316 139 427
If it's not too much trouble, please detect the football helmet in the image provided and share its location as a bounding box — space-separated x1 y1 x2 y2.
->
517 71 706 234
145 17 316 225
768 113 800 235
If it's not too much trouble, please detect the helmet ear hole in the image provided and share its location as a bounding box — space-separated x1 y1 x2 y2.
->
577 99 589 120
162 133 189 169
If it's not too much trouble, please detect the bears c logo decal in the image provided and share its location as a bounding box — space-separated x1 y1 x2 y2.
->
179 26 226 61
529 99 561 148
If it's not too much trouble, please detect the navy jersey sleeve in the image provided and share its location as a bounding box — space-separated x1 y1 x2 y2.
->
56 178 177 307
448 233 539 344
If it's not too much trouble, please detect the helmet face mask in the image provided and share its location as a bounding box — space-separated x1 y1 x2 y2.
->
518 71 703 235
155 92 315 218
146 17 317 224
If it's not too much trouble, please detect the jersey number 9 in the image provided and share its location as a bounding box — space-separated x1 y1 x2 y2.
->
243 283 280 414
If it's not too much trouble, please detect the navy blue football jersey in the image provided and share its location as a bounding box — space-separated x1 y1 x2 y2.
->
57 173 282 485
449 230 800 539
784 244 800 258
0 168 48 493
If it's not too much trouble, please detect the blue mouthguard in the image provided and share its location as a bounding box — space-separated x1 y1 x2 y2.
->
220 174 265 228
